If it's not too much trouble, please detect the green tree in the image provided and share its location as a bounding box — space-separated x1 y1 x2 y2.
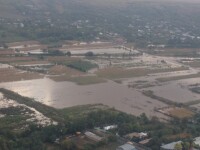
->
61 140 77 150
66 51 71 57
174 143 182 150
182 142 190 150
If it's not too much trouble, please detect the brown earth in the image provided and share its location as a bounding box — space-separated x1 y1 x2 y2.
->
0 68 43 82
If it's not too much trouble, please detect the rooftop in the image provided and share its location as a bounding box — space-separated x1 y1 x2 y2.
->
117 143 137 150
194 137 200 146
161 141 182 150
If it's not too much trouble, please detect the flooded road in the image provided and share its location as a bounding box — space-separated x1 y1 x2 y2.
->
0 78 167 118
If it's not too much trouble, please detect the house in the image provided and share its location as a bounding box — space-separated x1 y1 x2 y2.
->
116 143 138 150
84 131 102 142
160 141 182 150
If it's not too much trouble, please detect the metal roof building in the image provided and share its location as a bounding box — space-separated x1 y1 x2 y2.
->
116 143 138 150
160 141 182 150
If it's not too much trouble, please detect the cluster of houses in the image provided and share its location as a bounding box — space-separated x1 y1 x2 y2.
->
74 125 200 150
57 124 151 150
83 127 144 150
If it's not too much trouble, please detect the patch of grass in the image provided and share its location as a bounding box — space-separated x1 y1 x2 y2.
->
68 76 106 85
60 104 109 120
0 68 43 82
0 106 33 115
148 48 199 57
48 65 83 76
50 74 106 85
0 115 29 130
67 60 97 72
169 108 194 119
47 57 80 65
97 67 188 79
156 73 200 82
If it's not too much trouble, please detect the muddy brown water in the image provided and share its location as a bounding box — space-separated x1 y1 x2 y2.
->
0 78 168 118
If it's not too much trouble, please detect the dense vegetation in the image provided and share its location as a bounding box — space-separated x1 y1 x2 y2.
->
67 60 97 72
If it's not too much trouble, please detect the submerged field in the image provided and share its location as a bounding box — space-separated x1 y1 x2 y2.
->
0 78 169 120
1 44 200 121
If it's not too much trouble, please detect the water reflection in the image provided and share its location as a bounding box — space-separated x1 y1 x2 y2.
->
0 78 167 118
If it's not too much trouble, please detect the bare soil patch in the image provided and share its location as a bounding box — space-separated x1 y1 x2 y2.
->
48 65 83 76
158 107 194 119
0 68 43 82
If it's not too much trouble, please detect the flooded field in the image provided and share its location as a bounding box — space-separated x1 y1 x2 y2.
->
145 78 200 103
0 78 168 119
1 45 200 120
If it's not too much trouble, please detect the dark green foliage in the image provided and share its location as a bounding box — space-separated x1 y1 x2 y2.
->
85 51 94 57
67 60 97 72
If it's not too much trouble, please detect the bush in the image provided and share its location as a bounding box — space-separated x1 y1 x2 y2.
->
67 60 97 72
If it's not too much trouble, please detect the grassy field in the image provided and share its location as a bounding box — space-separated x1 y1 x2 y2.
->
156 73 200 82
50 75 106 85
96 67 188 79
0 56 38 63
48 65 83 76
168 108 194 119
67 60 97 72
0 68 43 82
68 76 106 85
47 56 80 64
147 48 199 57
60 104 109 120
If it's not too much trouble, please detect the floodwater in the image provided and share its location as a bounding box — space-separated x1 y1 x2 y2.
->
61 48 128 55
0 78 167 119
146 78 200 103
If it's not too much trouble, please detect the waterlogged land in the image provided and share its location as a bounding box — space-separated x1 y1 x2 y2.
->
0 78 168 119
1 42 200 121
